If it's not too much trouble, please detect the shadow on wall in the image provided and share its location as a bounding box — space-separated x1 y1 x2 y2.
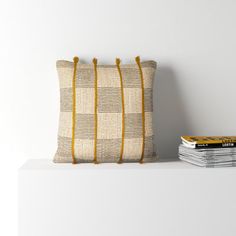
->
153 66 192 160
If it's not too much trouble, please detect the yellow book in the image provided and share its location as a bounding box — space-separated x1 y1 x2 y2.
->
181 136 236 148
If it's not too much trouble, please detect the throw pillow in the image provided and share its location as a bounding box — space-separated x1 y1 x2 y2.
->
54 56 157 163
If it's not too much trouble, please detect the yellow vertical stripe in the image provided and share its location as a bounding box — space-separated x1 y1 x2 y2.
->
72 56 79 164
116 58 125 164
135 56 145 163
93 58 98 164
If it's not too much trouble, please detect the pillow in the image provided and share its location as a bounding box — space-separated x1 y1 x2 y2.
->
54 56 157 163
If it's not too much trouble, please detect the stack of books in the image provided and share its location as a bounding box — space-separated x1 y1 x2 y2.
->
179 136 236 167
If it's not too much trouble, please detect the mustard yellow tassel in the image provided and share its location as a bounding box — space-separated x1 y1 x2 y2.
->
116 58 125 164
72 56 79 164
135 56 145 164
93 58 99 164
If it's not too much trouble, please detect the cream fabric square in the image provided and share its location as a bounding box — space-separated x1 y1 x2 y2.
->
74 139 94 161
58 112 72 137
76 88 94 114
124 88 142 113
123 138 142 160
98 113 122 139
57 67 73 89
97 68 120 87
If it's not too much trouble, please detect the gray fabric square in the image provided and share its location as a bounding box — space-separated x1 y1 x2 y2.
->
76 68 95 88
98 88 122 113
57 136 72 157
144 88 153 112
75 114 94 139
121 68 141 88
125 113 142 138
60 88 72 112
97 138 121 162
144 136 154 158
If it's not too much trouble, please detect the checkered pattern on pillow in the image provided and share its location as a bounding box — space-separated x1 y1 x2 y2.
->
54 57 157 163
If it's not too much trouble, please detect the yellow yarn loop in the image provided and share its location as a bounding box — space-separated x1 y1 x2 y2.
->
116 58 125 164
72 56 79 164
135 56 145 164
93 58 98 164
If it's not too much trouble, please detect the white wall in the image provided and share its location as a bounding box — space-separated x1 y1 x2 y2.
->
0 0 236 235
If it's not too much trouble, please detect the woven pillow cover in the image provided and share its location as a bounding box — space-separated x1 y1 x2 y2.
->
54 56 157 163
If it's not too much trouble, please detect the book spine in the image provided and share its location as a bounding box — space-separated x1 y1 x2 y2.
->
196 142 236 148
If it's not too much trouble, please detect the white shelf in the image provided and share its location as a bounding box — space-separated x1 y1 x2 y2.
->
19 159 236 236
20 158 233 170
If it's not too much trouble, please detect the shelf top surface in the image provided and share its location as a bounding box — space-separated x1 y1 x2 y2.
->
19 159 236 171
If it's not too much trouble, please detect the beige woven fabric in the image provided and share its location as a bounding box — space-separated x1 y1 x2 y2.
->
54 59 157 163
